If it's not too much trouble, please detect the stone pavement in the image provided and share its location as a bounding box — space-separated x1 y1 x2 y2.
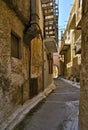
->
60 78 80 130
14 78 80 130
61 78 80 89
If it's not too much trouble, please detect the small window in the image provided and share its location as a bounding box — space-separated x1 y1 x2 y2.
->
11 32 21 59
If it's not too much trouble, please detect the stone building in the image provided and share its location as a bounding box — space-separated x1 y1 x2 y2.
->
79 0 88 129
60 29 73 78
0 0 30 126
72 0 81 81
59 0 81 81
0 0 58 128
41 0 58 91
0 0 43 127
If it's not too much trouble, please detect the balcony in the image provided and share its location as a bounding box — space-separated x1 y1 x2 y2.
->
41 0 53 4
42 5 53 10
42 0 58 48
60 40 70 55
44 38 57 53
60 44 70 55
60 32 71 55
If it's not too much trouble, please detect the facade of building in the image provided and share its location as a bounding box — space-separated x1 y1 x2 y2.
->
72 0 81 81
29 0 44 97
0 0 30 125
59 0 81 82
60 29 73 78
0 0 44 125
79 0 88 129
0 0 58 128
41 0 58 90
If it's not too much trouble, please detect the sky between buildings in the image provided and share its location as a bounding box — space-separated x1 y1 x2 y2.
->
56 0 74 43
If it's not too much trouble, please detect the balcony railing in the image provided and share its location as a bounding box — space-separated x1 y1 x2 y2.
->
60 41 70 55
44 38 57 53
42 0 58 43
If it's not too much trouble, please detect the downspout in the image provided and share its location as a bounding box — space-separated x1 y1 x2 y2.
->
23 0 44 92
23 0 42 44
42 39 44 91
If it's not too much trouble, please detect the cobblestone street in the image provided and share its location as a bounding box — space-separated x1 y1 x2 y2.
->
14 79 80 130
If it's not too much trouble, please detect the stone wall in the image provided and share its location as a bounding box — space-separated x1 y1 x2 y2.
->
73 56 80 80
3 0 30 24
39 0 44 35
30 0 43 94
79 0 88 129
31 37 43 93
0 0 30 125
66 67 72 79
44 46 52 89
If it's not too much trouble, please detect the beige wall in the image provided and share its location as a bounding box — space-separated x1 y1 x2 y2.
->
31 36 43 92
79 1 88 129
39 0 44 36
4 0 30 24
30 0 44 93
44 46 52 89
0 0 30 124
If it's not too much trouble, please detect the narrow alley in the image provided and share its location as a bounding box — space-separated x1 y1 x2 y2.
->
14 79 80 130
1 0 88 129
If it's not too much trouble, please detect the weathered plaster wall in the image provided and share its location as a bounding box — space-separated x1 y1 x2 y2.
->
31 37 43 93
66 67 72 79
79 1 88 129
39 0 44 35
3 0 30 24
44 46 52 89
0 0 30 124
30 0 43 93
73 56 81 79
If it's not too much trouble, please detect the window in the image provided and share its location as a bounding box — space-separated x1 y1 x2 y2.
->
11 32 21 59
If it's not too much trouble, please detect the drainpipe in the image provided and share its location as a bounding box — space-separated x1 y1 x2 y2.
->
23 0 42 44
42 40 44 91
23 0 44 92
